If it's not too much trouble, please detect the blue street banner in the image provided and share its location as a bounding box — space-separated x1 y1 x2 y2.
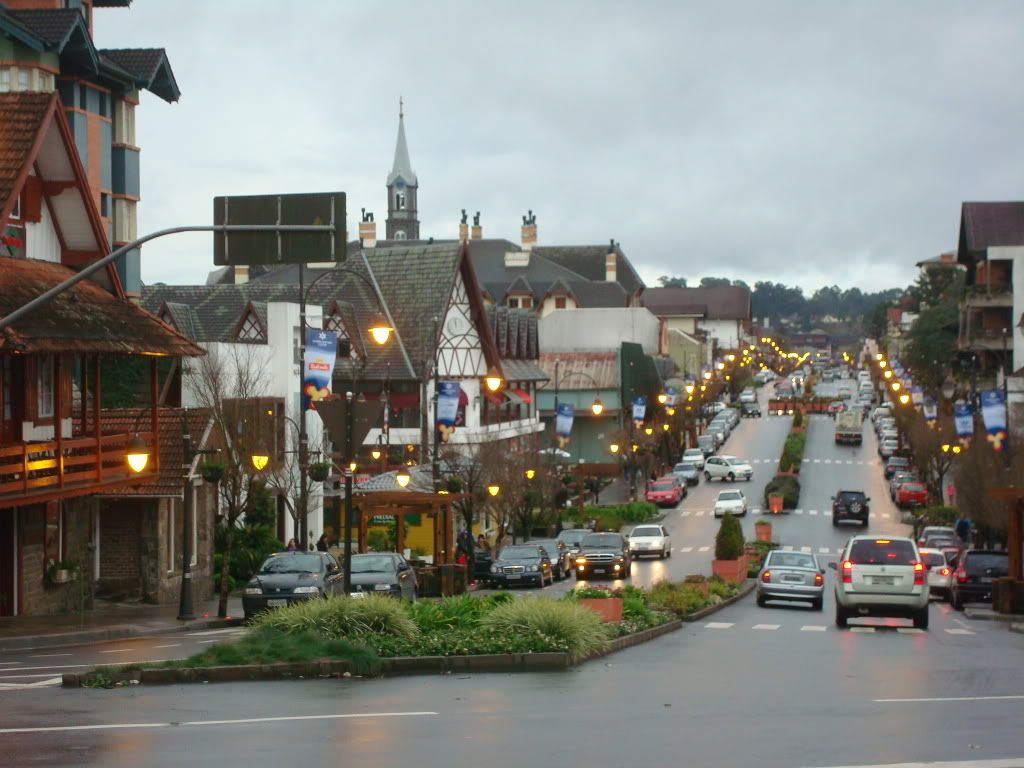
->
303 328 337 410
665 387 678 407
436 382 461 426
953 402 974 439
632 396 647 421
923 398 937 422
911 385 924 406
556 403 575 438
980 389 1008 451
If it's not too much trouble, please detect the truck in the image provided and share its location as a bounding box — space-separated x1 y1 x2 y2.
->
835 409 863 445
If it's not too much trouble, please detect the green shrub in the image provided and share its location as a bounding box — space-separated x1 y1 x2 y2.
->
566 501 657 532
708 577 741 599
792 409 804 428
923 505 958 525
214 482 283 591
361 626 573 657
714 513 744 560
764 474 801 509
481 597 611 660
779 432 806 473
406 592 512 632
251 594 420 641
647 581 710 615
620 501 658 522
367 529 390 552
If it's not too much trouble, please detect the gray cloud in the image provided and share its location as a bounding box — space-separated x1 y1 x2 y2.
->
94 0 1024 293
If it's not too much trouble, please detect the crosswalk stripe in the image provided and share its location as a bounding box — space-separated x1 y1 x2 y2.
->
698 546 710 552
752 624 780 630
681 547 693 553
824 459 832 464
856 460 864 465
795 509 804 515
704 622 733 629
752 509 762 515
801 625 827 632
800 546 811 553
809 510 818 516
696 510 705 517
813 459 821 463
945 628 975 635
782 545 794 551
822 510 832 516
882 513 891 519
897 628 924 634
849 627 875 633
681 510 691 517
819 547 830 554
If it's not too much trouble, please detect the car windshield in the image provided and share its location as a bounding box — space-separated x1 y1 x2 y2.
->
920 552 945 567
531 541 559 556
349 555 396 574
683 450 701 457
888 458 908 467
257 554 322 574
675 463 696 472
848 539 916 565
769 552 815 569
965 553 1009 576
499 546 541 559
557 530 588 546
719 491 742 501
650 481 675 491
725 458 745 466
836 491 865 503
581 534 621 548
631 527 662 538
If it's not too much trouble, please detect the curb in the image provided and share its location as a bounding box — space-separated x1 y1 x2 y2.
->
1010 623 1023 635
963 608 1024 623
681 580 755 622
0 616 244 653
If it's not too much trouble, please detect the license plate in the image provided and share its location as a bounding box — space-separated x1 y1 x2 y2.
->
267 599 287 607
507 573 521 579
782 575 803 583
594 568 606 574
374 584 391 591
872 576 895 585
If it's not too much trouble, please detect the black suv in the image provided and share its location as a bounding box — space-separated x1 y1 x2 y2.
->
574 532 632 580
741 402 762 418
951 550 1009 610
831 490 869 527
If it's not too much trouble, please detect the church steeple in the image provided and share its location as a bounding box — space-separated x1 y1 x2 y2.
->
386 99 419 241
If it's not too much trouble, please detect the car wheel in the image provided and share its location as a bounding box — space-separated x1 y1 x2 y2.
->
704 471 712 482
727 472 735 482
913 606 929 630
812 598 823 611
659 548 666 559
831 516 838 528
952 591 964 611
835 602 848 628
862 517 869 528
756 593 766 608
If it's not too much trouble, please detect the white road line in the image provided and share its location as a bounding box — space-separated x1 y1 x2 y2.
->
698 546 710 552
800 546 812 553
849 627 875 633
704 622 733 629
856 460 864 465
824 459 832 464
806 755 1024 767
897 628 924 634
846 460 854 465
809 510 818 516
197 640 219 645
28 653 71 659
882 513 891 520
813 459 821 463
99 649 133 654
186 628 243 637
0 677 62 691
819 547 830 554
0 672 74 680
0 711 440 735
822 510 832 516
153 644 181 649
782 545 794 551
752 624 780 630
801 625 827 632
680 547 693 553
0 662 23 666
0 659 185 673
695 510 705 517
873 696 1024 704
681 510 691 517
752 509 761 515
944 628 975 635
795 509 804 515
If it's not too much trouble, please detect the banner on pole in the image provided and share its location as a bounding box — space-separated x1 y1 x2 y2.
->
665 387 678 407
953 402 973 439
923 398 937 422
911 385 924 406
980 389 1008 451
436 382 461 443
632 396 647 421
556 403 574 447
303 329 337 410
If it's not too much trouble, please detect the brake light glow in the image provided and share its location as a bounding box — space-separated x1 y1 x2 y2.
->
875 539 891 544
913 561 925 585
761 570 771 583
957 567 968 583
939 567 951 577
841 560 853 584
814 573 823 586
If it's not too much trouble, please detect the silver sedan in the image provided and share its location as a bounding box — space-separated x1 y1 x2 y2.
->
756 550 825 610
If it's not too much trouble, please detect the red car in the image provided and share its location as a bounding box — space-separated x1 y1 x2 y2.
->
646 476 685 507
895 481 928 508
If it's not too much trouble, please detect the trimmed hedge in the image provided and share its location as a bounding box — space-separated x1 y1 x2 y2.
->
763 474 801 510
779 432 806 473
714 513 745 560
566 502 658 532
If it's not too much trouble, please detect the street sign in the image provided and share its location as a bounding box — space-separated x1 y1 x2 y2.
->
315 398 384 459
213 192 346 265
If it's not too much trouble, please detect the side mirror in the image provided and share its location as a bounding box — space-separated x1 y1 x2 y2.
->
865 497 871 502
827 561 838 571
398 562 410 571
326 562 340 574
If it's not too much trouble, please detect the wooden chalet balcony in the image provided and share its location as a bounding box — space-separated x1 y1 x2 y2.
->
964 285 1013 308
959 327 1014 353
0 429 157 510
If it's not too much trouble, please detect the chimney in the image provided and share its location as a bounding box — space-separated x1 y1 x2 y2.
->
233 265 249 285
605 239 617 282
520 210 537 250
458 209 469 242
358 208 377 248
471 210 482 240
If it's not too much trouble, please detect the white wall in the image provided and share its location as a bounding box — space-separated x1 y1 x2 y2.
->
698 319 741 351
989 246 1024 372
539 308 660 353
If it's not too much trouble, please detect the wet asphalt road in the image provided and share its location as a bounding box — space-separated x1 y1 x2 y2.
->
2 380 1023 767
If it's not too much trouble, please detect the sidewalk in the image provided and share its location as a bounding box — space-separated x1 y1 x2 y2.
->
0 596 244 652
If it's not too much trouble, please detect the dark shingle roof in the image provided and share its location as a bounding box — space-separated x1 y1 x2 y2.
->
0 92 52 212
100 48 180 102
642 286 751 321
568 280 628 308
958 203 1024 263
534 243 644 295
6 8 83 48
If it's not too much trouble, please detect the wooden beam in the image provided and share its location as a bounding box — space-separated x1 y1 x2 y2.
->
41 181 77 196
93 354 101 482
62 250 104 268
54 355 63 489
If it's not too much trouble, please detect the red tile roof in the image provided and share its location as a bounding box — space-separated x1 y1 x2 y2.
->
0 256 205 356
0 92 52 218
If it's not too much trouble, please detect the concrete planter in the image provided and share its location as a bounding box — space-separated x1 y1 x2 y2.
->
683 577 709 596
711 556 748 584
577 597 624 623
754 521 772 542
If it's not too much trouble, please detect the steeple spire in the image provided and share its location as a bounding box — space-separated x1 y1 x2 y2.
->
385 100 420 240
387 99 417 187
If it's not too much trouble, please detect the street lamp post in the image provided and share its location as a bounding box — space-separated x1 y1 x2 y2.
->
178 410 218 621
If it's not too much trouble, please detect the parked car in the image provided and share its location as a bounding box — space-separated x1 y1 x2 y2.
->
704 455 753 482
757 549 825 610
682 447 705 470
918 547 952 601
739 389 757 403
878 438 899 458
627 524 672 559
895 481 928 509
243 551 343 619
705 401 727 416
707 422 728 446
888 471 919 499
884 456 911 479
917 526 956 548
574 532 632 580
489 544 553 589
531 539 574 581
557 528 591 559
697 434 717 456
831 490 870 527
925 535 957 551
714 489 748 517
723 407 741 427
741 401 762 418
346 553 418 600
870 407 892 424
951 550 1009 610
646 476 685 507
672 461 700 486
829 535 930 629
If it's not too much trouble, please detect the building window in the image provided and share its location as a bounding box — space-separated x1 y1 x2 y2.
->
79 83 88 109
114 100 136 144
555 296 567 309
521 296 533 309
0 68 10 92
394 230 407 241
17 69 29 92
100 193 110 218
98 91 109 118
9 194 19 220
395 192 406 210
237 311 265 342
37 356 54 419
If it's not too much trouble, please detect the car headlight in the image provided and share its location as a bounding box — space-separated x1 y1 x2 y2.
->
292 586 321 595
243 586 262 596
575 556 587 565
491 565 501 574
527 564 538 572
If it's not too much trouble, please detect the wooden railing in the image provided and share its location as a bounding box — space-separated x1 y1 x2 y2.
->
0 430 156 503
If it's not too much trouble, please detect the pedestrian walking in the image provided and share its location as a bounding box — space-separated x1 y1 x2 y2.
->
955 512 972 549
315 533 329 552
476 533 491 557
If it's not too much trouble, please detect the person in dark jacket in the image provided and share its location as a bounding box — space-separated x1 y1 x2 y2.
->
316 533 329 552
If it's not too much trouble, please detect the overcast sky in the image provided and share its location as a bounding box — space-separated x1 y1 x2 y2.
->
95 1 1024 294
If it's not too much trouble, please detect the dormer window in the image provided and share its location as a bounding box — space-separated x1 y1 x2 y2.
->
237 310 265 342
325 311 360 361
507 295 532 309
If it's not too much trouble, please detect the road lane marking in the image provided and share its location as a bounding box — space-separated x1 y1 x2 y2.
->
813 459 821 463
856 460 864 465
800 546 811 553
153 644 182 649
28 653 71 659
197 640 219 645
752 624 780 630
822 511 832 516
819 547 830 554
698 546 710 552
704 622 733 629
187 628 244 637
681 510 691 516
873 695 1024 704
99 649 133 654
0 711 440 735
680 547 693 553
846 460 854 465
824 459 832 464
795 509 804 515
782 545 794 551
897 628 924 634
801 625 827 631
0 662 23 666
0 659 185 673
0 672 74 680
882 513 891 519
0 677 62 691
809 510 818 516
696 510 705 517
944 628 975 635
849 627 875 633
805 755 1024 766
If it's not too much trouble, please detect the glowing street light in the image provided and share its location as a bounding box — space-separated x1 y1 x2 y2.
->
487 483 500 497
125 434 151 474
396 466 412 488
524 468 536 480
591 398 605 416
609 442 620 454
367 311 394 346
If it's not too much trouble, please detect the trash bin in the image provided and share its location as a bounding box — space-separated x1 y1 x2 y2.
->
437 564 467 596
415 566 440 598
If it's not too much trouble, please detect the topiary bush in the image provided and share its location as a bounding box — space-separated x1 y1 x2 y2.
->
714 513 745 561
779 432 806 473
764 474 801 509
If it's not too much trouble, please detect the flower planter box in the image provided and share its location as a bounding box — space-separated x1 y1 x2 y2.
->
755 521 772 542
50 569 73 584
577 597 624 623
711 556 748 584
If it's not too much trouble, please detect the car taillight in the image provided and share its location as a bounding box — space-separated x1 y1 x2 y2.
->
913 562 925 585
841 560 853 584
761 570 771 583
939 567 951 577
957 567 967 583
814 573 823 586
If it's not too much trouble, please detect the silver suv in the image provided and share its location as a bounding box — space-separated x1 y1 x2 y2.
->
830 535 929 629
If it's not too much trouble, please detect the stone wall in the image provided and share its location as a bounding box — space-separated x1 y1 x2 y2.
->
17 498 95 617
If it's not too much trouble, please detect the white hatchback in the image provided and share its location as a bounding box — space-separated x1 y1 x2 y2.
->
627 524 672 560
830 536 930 629
682 447 705 470
704 455 753 483
714 489 748 517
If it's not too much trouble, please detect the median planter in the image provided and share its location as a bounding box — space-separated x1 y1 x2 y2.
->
755 520 772 542
683 575 709 596
711 555 749 584
576 597 624 623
